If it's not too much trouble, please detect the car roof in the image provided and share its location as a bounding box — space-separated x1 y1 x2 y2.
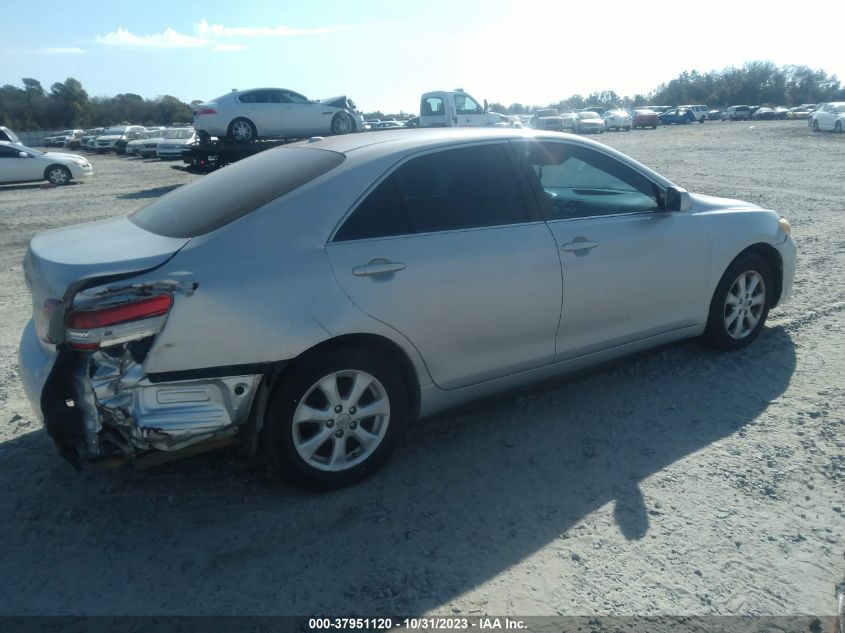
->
286 128 674 187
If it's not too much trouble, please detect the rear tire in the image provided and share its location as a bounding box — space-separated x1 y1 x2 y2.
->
263 346 409 488
812 120 820 132
703 254 773 351
836 121 842 133
330 111 354 135
228 118 257 143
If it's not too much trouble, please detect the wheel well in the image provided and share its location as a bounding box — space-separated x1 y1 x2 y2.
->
274 334 421 419
734 243 784 307
43 164 67 180
228 117 256 136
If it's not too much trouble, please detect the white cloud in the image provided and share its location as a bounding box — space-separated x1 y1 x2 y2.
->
95 26 208 49
213 43 247 52
195 19 349 38
39 47 86 54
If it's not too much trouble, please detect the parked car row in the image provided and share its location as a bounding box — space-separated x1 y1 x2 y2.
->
69 125 199 159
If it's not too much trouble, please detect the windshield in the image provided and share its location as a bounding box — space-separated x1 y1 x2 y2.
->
536 110 559 117
580 112 600 119
164 129 194 139
104 126 127 135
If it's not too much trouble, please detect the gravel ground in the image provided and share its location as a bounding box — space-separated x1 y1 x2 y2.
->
0 122 842 617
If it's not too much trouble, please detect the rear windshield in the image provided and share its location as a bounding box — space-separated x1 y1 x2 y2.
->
129 147 345 238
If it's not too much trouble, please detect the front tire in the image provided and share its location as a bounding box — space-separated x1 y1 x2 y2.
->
703 254 773 350
263 346 409 487
836 121 842 133
228 117 257 143
812 119 820 132
46 165 72 186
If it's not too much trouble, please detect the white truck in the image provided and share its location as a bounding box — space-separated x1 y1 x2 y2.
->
419 90 519 128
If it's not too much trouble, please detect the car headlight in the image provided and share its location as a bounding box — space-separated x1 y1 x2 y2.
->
71 158 88 166
778 217 792 235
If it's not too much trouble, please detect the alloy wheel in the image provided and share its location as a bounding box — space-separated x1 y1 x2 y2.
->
723 270 766 339
292 370 390 472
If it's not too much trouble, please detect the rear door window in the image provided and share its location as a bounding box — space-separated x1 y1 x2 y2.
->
334 143 534 241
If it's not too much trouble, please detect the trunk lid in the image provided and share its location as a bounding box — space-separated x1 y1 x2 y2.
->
24 216 189 345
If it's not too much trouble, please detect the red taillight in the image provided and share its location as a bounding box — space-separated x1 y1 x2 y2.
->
66 295 173 350
67 295 172 329
193 108 217 116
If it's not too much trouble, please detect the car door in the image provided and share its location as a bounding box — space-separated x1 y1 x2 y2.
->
453 93 488 127
236 90 277 136
516 139 709 361
819 105 835 130
0 145 38 183
326 142 562 389
274 90 331 136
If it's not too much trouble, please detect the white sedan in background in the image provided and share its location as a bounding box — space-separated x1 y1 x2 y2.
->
572 111 606 134
192 88 365 142
156 129 197 159
0 141 93 186
602 109 633 131
809 102 845 132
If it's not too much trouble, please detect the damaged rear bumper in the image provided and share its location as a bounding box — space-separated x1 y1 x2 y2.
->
19 319 264 467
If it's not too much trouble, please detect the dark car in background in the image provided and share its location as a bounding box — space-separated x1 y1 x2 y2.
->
659 108 696 125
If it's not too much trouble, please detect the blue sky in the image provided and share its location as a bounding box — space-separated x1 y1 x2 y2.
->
3 0 843 113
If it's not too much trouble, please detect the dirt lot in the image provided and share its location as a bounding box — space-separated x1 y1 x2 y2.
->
0 122 843 617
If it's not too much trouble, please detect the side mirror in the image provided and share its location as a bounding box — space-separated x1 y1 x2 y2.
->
663 185 692 212
18 152 28 158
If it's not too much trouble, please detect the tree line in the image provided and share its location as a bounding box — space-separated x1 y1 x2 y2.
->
2 61 843 130
494 62 843 115
0 77 194 131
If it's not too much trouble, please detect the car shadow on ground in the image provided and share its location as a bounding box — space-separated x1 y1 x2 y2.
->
0 182 82 192
117 184 183 200
0 327 796 615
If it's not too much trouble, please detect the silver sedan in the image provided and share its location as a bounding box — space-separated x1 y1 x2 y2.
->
19 128 796 487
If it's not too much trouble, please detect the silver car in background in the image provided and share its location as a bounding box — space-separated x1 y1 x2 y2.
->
156 128 197 159
192 87 365 143
18 129 795 487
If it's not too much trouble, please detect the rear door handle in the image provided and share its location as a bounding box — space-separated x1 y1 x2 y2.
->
561 240 598 252
352 260 406 276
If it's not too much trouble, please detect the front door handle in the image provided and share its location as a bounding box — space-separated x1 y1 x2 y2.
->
352 260 406 276
561 239 598 252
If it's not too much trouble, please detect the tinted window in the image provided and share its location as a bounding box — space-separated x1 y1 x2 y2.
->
335 144 530 241
334 176 412 241
421 97 444 116
524 142 659 218
0 145 20 158
130 147 345 238
281 90 310 104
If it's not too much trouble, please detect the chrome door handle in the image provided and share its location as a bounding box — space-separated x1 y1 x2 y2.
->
352 260 406 276
561 240 598 252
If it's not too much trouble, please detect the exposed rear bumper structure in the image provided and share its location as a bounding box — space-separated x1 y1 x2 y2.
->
19 319 263 468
